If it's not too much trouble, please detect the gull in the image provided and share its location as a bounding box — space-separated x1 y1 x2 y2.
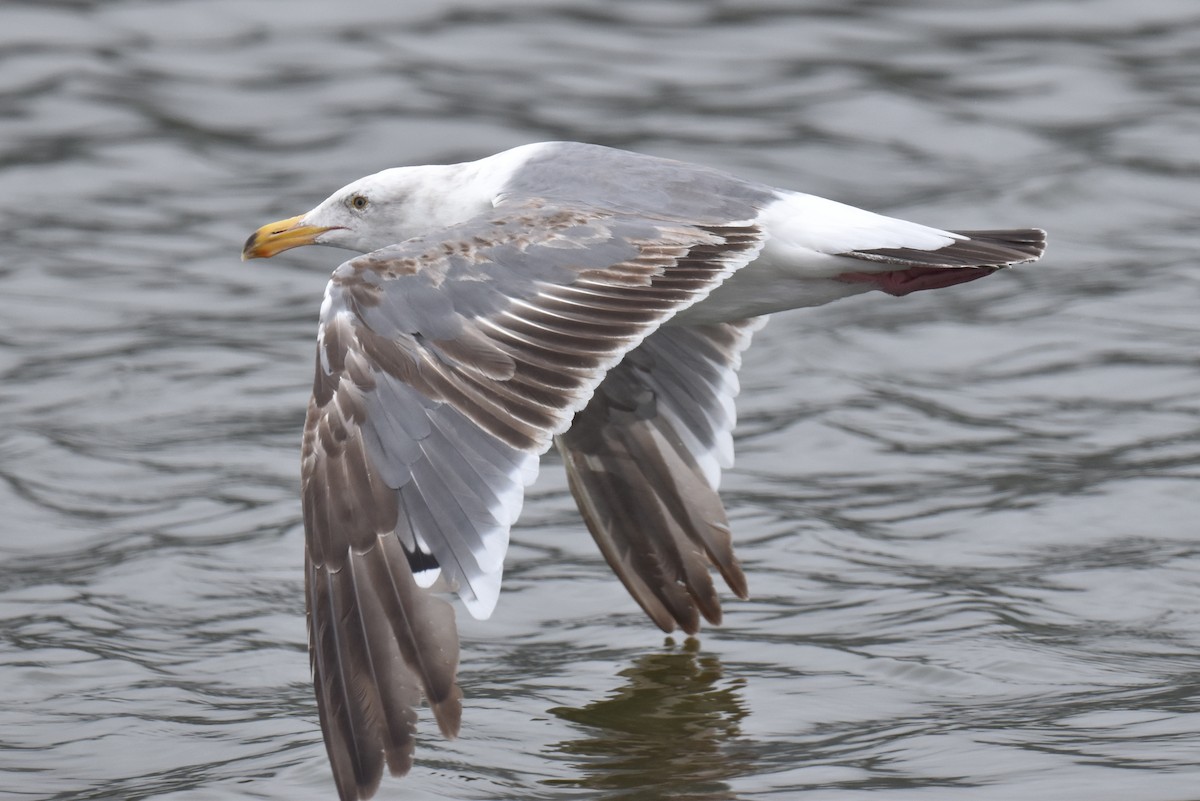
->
242 141 1045 800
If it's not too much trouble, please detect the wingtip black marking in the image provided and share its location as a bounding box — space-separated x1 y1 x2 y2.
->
845 227 1047 269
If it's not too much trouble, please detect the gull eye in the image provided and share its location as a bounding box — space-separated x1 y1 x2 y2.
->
348 194 369 211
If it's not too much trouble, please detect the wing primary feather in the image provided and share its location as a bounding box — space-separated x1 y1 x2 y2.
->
559 450 701 633
367 534 463 737
345 553 422 777
309 557 383 800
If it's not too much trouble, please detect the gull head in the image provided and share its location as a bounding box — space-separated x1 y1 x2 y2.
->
242 164 488 260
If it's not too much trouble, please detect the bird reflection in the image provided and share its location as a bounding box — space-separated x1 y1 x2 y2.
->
546 638 752 800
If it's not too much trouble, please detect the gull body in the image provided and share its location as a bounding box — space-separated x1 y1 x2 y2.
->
243 141 1045 801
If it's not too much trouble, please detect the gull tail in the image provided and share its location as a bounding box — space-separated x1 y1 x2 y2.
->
836 228 1046 296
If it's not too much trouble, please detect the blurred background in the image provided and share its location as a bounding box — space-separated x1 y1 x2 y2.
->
1 1 1198 799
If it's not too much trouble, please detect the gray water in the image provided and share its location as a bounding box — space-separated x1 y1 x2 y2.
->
1 1 1198 799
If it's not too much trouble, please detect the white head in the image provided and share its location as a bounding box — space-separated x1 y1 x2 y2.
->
242 163 495 260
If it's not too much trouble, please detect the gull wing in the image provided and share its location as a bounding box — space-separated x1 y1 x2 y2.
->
302 199 765 800
556 317 765 634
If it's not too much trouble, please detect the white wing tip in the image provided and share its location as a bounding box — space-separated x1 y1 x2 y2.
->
413 566 442 589
462 566 503 620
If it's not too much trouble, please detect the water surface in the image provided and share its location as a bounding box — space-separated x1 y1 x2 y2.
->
1 1 1198 799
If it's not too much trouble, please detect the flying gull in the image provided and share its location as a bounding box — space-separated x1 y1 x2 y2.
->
242 141 1045 800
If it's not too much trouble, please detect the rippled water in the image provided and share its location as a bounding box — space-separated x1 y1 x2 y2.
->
2 1 1198 799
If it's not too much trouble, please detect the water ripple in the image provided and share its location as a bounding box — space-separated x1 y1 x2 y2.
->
2 1 1199 799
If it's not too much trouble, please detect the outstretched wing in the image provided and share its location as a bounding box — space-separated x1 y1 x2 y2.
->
302 199 765 800
556 318 765 634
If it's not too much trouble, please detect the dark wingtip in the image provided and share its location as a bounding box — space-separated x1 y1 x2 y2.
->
954 227 1047 264
430 689 464 740
845 227 1048 269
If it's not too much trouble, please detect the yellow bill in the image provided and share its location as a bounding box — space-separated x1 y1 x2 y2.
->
242 215 338 260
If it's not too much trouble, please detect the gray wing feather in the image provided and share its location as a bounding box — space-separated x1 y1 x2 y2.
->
556 318 764 634
499 142 777 224
303 200 765 798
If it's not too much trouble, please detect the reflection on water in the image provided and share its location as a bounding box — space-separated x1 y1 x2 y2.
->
548 639 750 801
